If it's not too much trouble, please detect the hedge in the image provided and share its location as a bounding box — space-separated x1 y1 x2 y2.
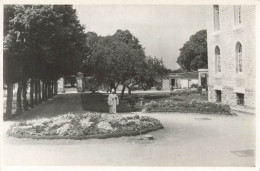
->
144 100 236 115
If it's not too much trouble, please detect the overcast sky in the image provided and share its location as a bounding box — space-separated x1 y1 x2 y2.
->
74 5 207 70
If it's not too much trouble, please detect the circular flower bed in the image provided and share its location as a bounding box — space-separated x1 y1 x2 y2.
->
7 113 163 139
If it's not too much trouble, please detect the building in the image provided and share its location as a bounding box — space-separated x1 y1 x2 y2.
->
198 69 209 88
206 5 256 110
162 71 199 90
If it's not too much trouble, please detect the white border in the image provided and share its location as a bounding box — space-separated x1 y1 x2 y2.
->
0 1 259 171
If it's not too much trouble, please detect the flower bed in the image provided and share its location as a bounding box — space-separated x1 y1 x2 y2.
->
7 113 163 139
143 100 236 115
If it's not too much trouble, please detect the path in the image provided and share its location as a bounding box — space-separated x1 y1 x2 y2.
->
2 93 255 167
9 93 86 120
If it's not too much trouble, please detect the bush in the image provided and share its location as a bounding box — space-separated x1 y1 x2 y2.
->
143 94 170 100
143 100 234 115
191 83 198 88
156 86 162 90
197 86 202 94
172 89 198 96
127 95 140 111
171 96 185 101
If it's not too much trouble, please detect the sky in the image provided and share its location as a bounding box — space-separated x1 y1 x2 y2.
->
74 5 207 70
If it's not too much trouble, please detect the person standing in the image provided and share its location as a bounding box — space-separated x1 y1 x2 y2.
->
107 91 119 114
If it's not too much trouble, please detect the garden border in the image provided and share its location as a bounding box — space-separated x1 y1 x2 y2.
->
144 111 237 115
7 125 164 140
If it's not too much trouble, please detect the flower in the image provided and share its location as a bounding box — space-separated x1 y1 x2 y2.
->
56 123 71 136
80 118 93 128
97 121 114 133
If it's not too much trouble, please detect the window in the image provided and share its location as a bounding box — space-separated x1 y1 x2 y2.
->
234 5 242 25
215 46 221 72
213 5 220 31
235 42 242 72
216 90 222 102
237 93 244 106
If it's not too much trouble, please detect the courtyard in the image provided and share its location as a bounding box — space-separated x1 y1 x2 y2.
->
2 93 255 167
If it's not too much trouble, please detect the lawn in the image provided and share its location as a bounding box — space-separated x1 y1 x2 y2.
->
80 90 208 113
80 93 138 113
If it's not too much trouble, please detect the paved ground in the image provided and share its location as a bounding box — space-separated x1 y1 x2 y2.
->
2 93 255 167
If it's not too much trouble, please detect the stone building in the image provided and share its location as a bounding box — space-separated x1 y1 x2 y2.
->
206 5 256 110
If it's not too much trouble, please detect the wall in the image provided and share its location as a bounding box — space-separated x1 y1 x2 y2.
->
162 79 170 90
206 5 256 109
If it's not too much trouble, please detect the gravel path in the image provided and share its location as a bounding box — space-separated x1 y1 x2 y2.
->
2 93 255 166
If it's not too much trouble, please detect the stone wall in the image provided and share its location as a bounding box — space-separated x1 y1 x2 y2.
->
222 87 237 106
206 5 256 110
209 85 255 109
245 89 255 109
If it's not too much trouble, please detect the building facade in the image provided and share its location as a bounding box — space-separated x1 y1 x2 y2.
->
206 5 256 109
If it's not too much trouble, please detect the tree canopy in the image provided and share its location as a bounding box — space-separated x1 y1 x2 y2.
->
82 29 168 95
3 5 87 117
177 30 207 71
4 5 86 84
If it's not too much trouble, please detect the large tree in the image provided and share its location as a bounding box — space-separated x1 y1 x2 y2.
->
177 30 207 71
3 5 87 118
82 29 168 97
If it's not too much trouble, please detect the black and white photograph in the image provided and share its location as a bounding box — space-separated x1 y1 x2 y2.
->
1 1 259 171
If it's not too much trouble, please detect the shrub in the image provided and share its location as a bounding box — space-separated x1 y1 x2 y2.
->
191 83 198 88
172 89 198 96
156 86 162 90
171 96 185 101
143 99 234 115
197 86 202 94
143 94 170 100
127 95 140 111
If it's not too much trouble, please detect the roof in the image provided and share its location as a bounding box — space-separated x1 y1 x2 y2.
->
169 71 198 79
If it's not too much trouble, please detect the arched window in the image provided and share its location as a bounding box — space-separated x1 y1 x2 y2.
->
236 42 242 72
234 5 242 25
215 46 221 72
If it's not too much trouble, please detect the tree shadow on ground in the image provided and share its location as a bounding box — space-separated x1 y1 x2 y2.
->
4 93 87 121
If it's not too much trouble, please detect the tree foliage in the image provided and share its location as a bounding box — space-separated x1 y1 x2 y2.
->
3 5 87 117
82 29 168 96
177 30 207 71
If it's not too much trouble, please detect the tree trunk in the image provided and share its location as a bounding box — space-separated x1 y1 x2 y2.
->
16 81 23 114
45 82 48 99
114 83 119 94
30 78 34 108
41 81 45 101
5 82 14 117
110 82 116 93
128 87 132 95
50 81 53 97
38 79 42 103
43 81 47 100
52 81 55 96
22 79 29 111
47 82 51 98
35 79 39 104
45 81 48 99
54 81 58 95
121 85 126 99
38 79 40 102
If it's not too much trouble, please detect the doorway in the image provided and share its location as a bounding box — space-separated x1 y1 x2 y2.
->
171 79 175 87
